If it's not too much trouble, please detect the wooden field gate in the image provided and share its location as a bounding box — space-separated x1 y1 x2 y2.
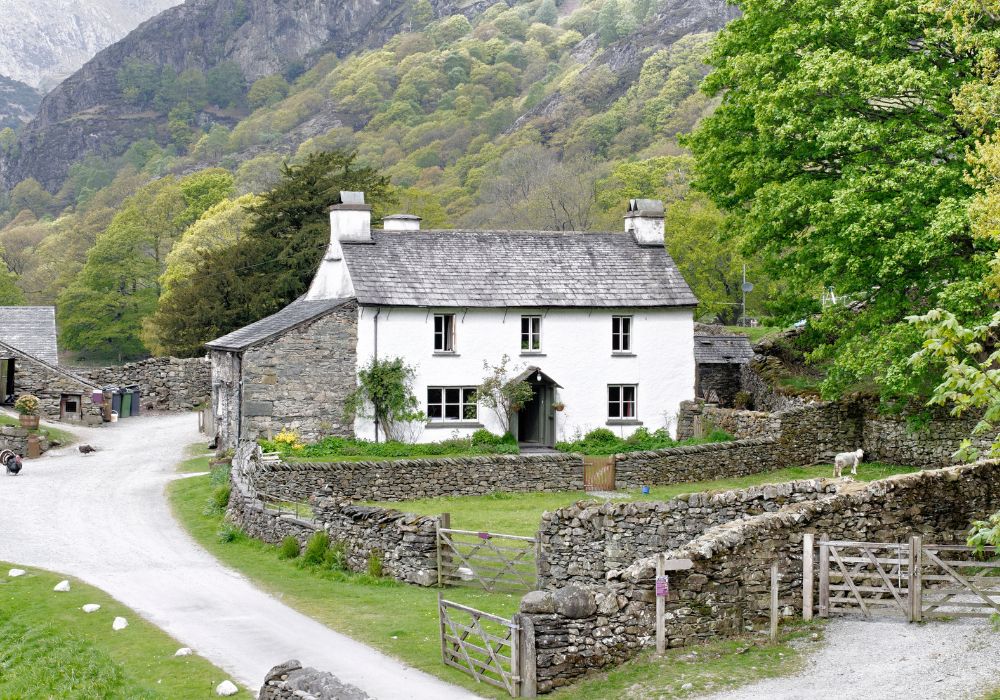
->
437 517 538 592
438 596 536 697
583 455 616 492
803 534 1000 622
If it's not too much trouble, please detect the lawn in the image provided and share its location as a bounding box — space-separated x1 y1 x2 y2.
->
169 472 519 698
368 462 919 537
0 563 250 698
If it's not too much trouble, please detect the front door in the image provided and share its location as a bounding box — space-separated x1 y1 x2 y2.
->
517 378 555 447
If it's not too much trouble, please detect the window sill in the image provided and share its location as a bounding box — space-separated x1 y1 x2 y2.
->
433 351 460 357
606 419 643 426
611 353 637 357
425 421 484 429
520 352 546 357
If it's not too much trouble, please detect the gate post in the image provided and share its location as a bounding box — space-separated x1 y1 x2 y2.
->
655 553 666 654
803 533 814 621
818 535 829 618
437 513 451 588
514 613 537 698
908 535 922 622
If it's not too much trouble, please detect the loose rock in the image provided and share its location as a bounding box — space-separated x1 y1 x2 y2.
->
112 616 128 630
7 568 25 577
215 680 239 696
82 604 101 613
174 647 194 656
53 579 70 592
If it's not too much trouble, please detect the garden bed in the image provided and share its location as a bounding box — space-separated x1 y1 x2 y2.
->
555 426 733 456
259 429 519 463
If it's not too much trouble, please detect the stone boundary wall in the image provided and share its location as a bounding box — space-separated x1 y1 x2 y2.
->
259 660 370 700
740 361 810 413
520 459 1000 693
677 401 778 441
228 447 440 586
0 425 50 457
614 437 783 488
252 452 585 503
537 477 840 588
73 357 210 412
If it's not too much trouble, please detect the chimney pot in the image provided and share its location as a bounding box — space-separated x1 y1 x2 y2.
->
383 214 422 231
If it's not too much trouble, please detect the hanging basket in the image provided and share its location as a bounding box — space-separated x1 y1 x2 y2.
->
553 402 566 412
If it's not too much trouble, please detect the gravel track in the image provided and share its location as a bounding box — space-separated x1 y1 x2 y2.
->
699 616 1000 700
0 412 476 699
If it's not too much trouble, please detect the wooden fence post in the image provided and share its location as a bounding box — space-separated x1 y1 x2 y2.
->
909 535 922 623
437 513 450 588
770 563 780 642
656 553 666 654
803 533 814 621
515 613 537 698
438 591 446 664
818 535 829 618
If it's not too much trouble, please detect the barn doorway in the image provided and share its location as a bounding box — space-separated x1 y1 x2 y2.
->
0 359 14 405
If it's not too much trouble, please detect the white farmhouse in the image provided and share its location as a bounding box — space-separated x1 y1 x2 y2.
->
207 193 697 450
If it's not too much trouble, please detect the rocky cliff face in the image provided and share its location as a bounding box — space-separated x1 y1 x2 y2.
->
0 75 41 131
0 0 180 90
0 0 490 193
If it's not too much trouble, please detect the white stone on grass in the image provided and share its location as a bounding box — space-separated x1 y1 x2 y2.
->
112 616 128 631
174 647 193 656
53 579 70 592
215 680 239 696
82 604 101 613
7 569 25 577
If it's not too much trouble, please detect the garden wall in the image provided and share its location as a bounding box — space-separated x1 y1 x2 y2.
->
74 356 210 412
614 437 783 488
521 459 1000 693
228 444 440 586
252 451 585 502
259 660 370 700
0 425 50 456
537 478 840 588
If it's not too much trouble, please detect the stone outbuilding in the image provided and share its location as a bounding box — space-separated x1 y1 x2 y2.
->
693 334 754 406
0 338 103 423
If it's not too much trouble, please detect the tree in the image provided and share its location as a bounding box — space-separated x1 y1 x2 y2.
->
409 0 434 30
344 357 424 442
687 0 1000 403
10 179 55 217
247 74 290 110
534 0 558 26
206 62 246 108
597 0 623 46
475 355 534 436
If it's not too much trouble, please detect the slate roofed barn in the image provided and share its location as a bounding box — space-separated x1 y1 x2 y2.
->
693 333 755 407
0 305 59 364
208 194 699 450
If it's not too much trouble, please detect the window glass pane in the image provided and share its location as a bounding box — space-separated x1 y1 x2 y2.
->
609 386 620 402
521 317 529 333
428 388 441 404
623 386 635 402
445 387 460 403
428 404 442 418
612 317 620 334
463 403 477 419
434 315 443 332
609 401 620 418
445 403 460 419
463 388 476 402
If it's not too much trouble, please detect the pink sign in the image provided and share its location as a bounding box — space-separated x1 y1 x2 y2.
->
655 575 669 597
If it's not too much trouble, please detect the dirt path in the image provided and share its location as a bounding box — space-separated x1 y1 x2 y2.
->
0 412 476 699
698 617 1000 700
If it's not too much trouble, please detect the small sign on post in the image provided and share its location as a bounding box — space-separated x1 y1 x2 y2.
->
656 554 666 654
655 575 668 598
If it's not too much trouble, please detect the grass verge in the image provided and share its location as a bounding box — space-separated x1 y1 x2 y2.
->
168 473 518 698
551 621 824 699
0 563 250 698
368 462 918 537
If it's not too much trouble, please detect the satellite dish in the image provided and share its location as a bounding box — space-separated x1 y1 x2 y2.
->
742 282 754 293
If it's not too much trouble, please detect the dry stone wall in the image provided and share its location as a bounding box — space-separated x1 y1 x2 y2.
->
615 437 783 488
0 425 49 456
537 478 840 588
254 452 584 503
3 344 102 423
521 459 1000 692
74 357 210 412
259 660 370 700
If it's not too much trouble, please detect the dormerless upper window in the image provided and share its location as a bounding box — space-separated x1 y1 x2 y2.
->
427 387 477 420
612 316 632 353
608 385 637 419
434 314 455 352
521 315 541 352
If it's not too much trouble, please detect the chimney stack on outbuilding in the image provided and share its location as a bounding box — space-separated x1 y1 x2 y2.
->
624 199 665 247
383 214 422 231
305 191 369 300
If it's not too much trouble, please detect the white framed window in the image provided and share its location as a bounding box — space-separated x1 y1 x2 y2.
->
434 314 455 352
521 315 542 352
608 384 637 419
427 387 478 421
612 315 632 353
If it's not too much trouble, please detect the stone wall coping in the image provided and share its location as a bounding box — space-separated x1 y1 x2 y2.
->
269 452 582 470
613 436 776 461
616 459 997 583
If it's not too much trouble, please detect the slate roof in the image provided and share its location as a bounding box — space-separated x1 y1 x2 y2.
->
0 306 58 364
205 298 352 352
0 338 99 389
340 231 697 308
693 334 755 364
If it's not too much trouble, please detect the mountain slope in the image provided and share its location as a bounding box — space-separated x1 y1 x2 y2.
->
0 75 41 131
0 0 180 90
0 0 492 192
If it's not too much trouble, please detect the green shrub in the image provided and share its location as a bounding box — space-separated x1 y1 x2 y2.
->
259 433 519 460
326 540 349 570
556 427 732 455
367 549 385 578
216 525 241 543
301 531 331 567
203 483 231 515
278 536 301 560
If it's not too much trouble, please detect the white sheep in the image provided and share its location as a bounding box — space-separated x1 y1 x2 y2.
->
834 448 864 478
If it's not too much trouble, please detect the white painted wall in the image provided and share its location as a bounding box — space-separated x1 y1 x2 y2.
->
354 305 695 443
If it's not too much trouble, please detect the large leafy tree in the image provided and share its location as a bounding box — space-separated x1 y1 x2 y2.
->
148 151 394 356
687 0 1000 403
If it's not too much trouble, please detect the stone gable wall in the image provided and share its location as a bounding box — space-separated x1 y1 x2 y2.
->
2 345 102 423
239 301 358 444
695 363 743 406
74 357 210 412
253 452 584 503
537 478 840 589
521 459 1000 693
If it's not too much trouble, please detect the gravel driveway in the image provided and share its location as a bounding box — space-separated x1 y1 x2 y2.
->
0 412 476 699
698 616 1000 700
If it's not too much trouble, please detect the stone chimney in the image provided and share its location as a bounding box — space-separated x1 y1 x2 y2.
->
383 214 422 231
624 199 665 247
305 191 369 300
